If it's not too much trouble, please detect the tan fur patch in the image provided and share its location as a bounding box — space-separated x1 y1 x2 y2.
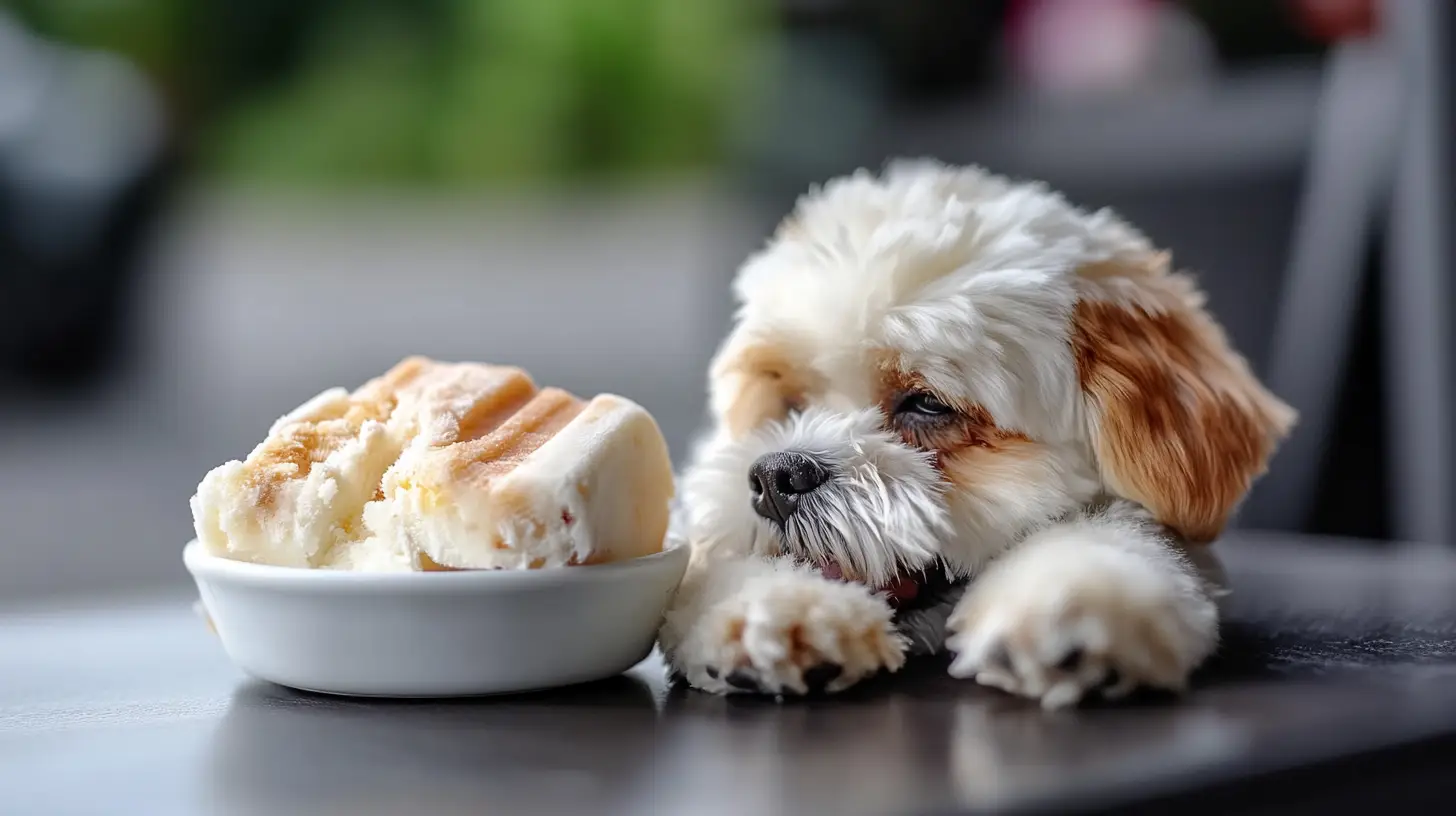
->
939 436 1048 496
957 405 1034 450
1072 260 1295 543
715 344 821 437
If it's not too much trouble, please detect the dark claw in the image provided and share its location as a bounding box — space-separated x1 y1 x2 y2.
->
1055 646 1085 673
802 663 843 693
725 670 760 692
705 666 720 680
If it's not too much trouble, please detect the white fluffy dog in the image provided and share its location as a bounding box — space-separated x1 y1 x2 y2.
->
658 160 1295 709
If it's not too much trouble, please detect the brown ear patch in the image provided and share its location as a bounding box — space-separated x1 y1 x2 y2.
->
1073 264 1295 543
713 344 820 438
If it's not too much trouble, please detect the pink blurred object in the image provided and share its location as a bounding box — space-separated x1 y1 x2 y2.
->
1006 0 1162 94
1004 0 1216 98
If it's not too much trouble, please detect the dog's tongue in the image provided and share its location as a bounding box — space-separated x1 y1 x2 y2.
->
883 575 921 605
818 562 920 606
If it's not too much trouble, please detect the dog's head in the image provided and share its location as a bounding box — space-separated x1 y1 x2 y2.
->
683 161 1294 607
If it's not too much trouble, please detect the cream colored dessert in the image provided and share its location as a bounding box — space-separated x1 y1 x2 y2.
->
190 357 675 571
190 360 427 569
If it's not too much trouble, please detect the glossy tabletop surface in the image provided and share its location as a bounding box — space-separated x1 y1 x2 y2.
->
4 532 1456 816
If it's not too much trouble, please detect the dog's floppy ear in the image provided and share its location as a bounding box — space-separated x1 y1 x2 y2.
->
1072 255 1296 543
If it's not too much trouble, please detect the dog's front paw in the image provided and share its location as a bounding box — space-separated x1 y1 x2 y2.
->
945 541 1217 709
677 575 906 696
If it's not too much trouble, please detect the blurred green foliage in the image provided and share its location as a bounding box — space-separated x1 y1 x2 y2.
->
5 0 772 187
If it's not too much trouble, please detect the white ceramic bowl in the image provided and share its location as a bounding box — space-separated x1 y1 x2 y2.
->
183 540 690 697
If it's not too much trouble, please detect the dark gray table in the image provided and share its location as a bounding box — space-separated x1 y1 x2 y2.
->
5 533 1456 816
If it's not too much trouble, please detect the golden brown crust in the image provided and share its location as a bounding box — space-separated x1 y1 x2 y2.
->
242 357 430 508
451 370 539 445
201 356 674 571
235 358 553 517
451 388 587 484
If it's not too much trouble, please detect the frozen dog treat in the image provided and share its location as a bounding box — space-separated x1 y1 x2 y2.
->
191 357 674 571
366 366 676 571
189 360 425 570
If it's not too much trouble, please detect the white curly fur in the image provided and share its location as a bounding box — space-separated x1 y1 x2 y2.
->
945 504 1225 709
660 555 905 695
682 407 950 588
659 160 1284 707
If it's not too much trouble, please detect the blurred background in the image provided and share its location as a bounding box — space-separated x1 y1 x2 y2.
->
0 0 1449 602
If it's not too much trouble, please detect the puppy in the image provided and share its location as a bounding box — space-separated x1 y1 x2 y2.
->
658 160 1295 709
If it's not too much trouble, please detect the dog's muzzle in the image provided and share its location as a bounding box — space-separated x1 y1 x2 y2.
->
748 451 827 526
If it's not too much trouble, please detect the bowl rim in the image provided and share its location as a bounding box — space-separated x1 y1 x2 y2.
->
183 538 690 592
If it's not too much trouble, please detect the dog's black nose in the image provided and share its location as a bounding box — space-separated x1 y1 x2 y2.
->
749 451 828 526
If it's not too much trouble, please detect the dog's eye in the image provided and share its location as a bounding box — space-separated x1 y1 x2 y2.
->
895 392 953 417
